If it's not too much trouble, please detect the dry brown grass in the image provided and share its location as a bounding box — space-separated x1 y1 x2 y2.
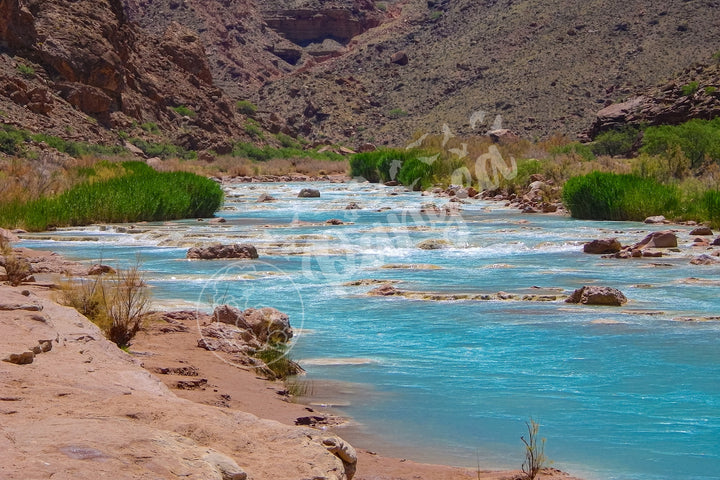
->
59 261 150 348
0 238 31 286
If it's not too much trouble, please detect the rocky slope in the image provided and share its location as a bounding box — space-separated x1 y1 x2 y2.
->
1 0 719 152
0 283 356 479
586 61 720 137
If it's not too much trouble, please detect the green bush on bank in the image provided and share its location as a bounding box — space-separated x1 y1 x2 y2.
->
349 149 455 189
1 124 126 157
231 141 343 162
641 118 720 168
0 161 223 231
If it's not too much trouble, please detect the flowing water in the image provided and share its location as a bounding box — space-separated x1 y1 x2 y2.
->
19 181 720 480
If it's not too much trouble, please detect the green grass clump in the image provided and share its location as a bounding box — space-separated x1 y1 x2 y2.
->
0 124 126 158
562 171 680 221
231 141 343 162
244 120 263 139
140 122 160 134
350 148 461 190
253 342 303 380
387 108 409 118
0 161 223 231
640 118 720 168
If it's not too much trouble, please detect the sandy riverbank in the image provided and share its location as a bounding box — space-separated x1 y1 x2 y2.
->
1 246 581 480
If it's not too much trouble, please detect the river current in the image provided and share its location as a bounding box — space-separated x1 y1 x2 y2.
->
19 181 720 480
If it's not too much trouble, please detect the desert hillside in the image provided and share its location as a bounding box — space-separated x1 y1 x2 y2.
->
2 0 719 151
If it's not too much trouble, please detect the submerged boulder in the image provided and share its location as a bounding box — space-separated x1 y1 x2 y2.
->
566 286 628 306
187 244 258 260
583 238 622 254
417 239 450 250
634 231 678 249
690 226 713 236
298 188 320 198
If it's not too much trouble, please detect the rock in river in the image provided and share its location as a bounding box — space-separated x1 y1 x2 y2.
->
187 244 258 260
583 238 622 254
566 286 628 306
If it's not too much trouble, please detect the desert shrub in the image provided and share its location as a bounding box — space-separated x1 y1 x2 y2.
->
387 108 409 118
0 161 223 231
236 100 258 116
633 147 690 181
562 171 680 221
705 86 717 95
0 126 27 154
275 132 299 148
17 63 35 78
591 127 639 157
681 81 699 96
171 105 196 117
521 418 548 480
60 262 149 348
641 118 720 168
140 122 160 134
550 142 595 161
0 238 31 286
244 120 263 139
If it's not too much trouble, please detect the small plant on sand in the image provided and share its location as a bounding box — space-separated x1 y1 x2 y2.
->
521 418 548 480
253 341 303 380
60 261 150 348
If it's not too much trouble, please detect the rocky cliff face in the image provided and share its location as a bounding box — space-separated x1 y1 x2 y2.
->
586 61 720 137
0 0 242 150
1 0 719 151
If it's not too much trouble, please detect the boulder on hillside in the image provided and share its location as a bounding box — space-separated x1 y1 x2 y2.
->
583 238 622 254
566 286 628 306
634 231 678 249
390 51 408 65
298 188 320 198
690 226 713 236
187 243 258 260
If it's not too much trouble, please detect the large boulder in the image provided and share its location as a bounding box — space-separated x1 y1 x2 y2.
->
690 254 720 265
644 215 667 224
0 228 19 244
187 244 258 260
417 239 450 250
213 305 292 344
298 188 321 198
583 238 622 254
566 286 628 306
634 231 678 249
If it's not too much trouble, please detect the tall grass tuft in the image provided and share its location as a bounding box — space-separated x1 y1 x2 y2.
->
562 172 680 221
253 341 304 380
0 161 223 231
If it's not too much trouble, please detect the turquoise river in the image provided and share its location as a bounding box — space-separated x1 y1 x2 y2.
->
19 181 720 480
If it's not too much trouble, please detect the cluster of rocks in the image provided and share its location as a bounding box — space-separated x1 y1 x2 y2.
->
233 175 343 183
197 305 292 351
367 284 560 302
187 243 259 260
480 175 565 214
565 286 628 306
1 296 54 365
584 228 720 263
